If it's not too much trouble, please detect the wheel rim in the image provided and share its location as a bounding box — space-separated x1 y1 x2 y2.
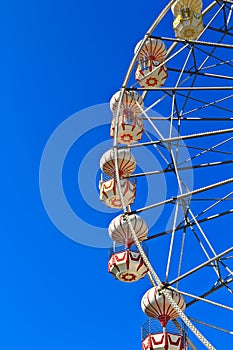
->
104 1 233 348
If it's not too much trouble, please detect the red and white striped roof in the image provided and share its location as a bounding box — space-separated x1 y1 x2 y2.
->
108 214 148 247
100 148 136 178
134 38 167 64
110 90 144 117
141 286 186 326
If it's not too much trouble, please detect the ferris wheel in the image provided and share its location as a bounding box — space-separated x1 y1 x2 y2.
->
99 0 233 349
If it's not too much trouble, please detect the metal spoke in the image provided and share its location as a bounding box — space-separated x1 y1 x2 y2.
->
194 44 233 69
128 159 233 179
168 247 233 286
168 66 233 81
142 117 233 121
208 24 233 35
172 288 233 311
166 202 179 282
189 192 233 222
227 3 233 24
131 178 233 214
129 86 233 91
151 35 233 49
188 317 233 335
199 59 233 72
176 225 187 289
178 136 233 167
186 276 233 308
147 209 233 241
176 93 233 116
125 127 233 150
188 208 233 278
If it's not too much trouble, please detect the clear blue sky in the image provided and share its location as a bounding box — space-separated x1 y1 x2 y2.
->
1 0 232 349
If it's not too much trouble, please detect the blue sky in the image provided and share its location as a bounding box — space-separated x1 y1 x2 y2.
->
2 0 233 349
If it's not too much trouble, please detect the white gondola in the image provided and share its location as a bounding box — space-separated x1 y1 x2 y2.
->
141 286 186 327
171 0 203 40
110 90 144 144
141 287 187 349
135 38 168 88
